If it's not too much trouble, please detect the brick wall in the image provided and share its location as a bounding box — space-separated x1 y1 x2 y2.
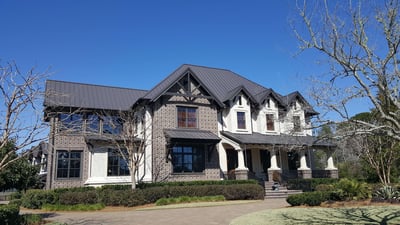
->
152 95 221 182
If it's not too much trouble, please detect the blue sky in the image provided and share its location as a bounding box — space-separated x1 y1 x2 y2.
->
0 0 370 118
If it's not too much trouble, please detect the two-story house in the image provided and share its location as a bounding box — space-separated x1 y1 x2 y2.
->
43 64 337 189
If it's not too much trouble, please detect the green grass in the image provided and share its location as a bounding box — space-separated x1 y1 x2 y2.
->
230 206 400 225
41 203 105 211
155 195 225 206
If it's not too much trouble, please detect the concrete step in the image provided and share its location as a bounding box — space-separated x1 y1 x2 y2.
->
264 189 303 199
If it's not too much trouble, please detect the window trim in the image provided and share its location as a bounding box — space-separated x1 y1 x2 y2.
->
56 150 82 179
172 144 205 173
177 106 198 128
266 113 275 131
293 115 301 132
107 148 130 177
236 111 246 130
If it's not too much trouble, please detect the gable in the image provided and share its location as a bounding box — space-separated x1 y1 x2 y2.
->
163 70 216 103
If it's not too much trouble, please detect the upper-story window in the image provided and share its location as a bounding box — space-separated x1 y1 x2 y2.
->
59 113 83 131
102 116 123 134
237 112 246 129
266 114 275 131
86 114 100 133
293 116 301 132
238 96 242 106
267 99 271 108
177 107 197 128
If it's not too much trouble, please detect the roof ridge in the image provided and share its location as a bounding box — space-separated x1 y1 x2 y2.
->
182 64 233 73
46 79 148 92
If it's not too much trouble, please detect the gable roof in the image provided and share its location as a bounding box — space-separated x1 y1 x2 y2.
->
43 64 317 114
44 80 148 111
282 91 319 115
141 64 273 107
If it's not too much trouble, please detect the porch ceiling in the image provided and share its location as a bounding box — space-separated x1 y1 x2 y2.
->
220 131 335 148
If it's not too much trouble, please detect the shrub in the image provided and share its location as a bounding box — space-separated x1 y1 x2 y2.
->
98 189 146 207
286 178 338 192
373 185 399 201
315 184 335 192
59 190 98 205
334 178 371 200
21 189 57 209
286 191 333 206
0 203 19 225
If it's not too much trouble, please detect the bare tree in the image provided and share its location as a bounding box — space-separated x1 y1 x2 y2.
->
97 105 151 190
294 0 400 138
0 61 49 171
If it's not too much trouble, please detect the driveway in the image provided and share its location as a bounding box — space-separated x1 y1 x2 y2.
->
21 198 289 225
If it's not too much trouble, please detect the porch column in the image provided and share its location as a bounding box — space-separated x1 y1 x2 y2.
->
298 149 312 179
236 149 247 170
269 149 280 170
235 149 248 180
267 148 281 182
325 150 338 178
299 150 309 170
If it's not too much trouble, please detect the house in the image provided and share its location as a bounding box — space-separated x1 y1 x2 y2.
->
43 64 337 189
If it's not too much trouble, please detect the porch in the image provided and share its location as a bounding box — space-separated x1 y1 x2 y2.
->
220 131 338 182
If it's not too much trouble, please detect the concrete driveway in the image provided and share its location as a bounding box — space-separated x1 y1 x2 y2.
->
22 198 289 225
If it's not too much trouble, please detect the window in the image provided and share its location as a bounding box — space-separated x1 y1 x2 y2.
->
293 116 301 132
177 107 197 128
266 114 275 131
238 96 242 105
267 99 271 108
102 116 123 134
56 150 82 178
172 145 205 173
86 114 100 133
237 112 246 129
59 114 83 131
107 149 130 176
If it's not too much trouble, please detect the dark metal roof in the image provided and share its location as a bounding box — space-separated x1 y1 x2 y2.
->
44 80 148 111
43 65 317 114
221 131 335 148
141 64 317 113
164 128 221 143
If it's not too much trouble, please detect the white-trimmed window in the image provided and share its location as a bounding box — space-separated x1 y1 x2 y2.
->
266 114 275 131
237 111 246 129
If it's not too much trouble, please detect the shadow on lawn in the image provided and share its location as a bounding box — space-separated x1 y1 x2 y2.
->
281 207 400 225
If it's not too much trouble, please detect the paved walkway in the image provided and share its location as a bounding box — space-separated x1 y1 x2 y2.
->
21 199 289 225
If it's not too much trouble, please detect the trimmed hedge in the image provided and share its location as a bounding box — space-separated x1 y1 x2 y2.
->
21 189 57 209
286 191 342 206
0 203 19 225
21 182 264 209
98 183 264 207
286 178 338 192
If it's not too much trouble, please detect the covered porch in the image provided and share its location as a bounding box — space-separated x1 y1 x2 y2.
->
219 131 338 181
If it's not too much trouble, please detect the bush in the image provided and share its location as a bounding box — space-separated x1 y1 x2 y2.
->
333 178 371 200
286 178 338 192
315 184 335 192
59 190 98 205
373 185 399 201
0 203 19 225
98 189 146 207
155 195 225 206
21 189 57 209
286 191 333 206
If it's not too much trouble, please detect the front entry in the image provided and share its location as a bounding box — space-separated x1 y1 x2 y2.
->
226 149 237 179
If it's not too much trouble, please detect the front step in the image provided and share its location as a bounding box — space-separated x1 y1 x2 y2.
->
264 181 302 199
265 189 303 199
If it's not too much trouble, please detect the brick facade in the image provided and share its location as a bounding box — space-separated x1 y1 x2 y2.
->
151 95 221 182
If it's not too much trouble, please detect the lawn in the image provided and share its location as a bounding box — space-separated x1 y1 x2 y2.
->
230 205 400 225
